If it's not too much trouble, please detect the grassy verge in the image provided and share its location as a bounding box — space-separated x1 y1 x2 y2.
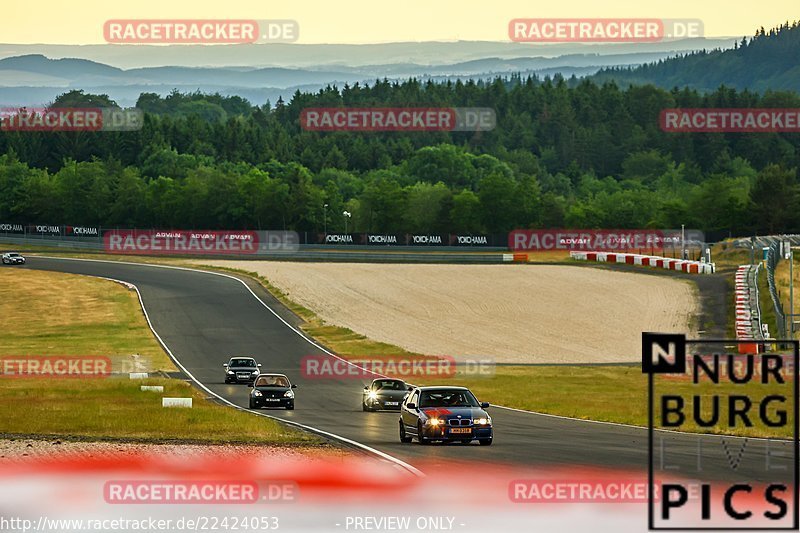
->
0 268 319 445
774 252 798 338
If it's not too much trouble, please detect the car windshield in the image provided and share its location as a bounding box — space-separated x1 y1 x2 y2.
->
256 375 289 387
374 380 406 391
8 253 20 257
230 359 256 367
419 390 479 408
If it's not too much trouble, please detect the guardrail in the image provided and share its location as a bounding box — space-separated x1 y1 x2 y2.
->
734 264 765 346
0 235 514 264
765 241 787 337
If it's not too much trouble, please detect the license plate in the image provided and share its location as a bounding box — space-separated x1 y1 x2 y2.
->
266 398 280 402
449 427 471 434
385 402 399 406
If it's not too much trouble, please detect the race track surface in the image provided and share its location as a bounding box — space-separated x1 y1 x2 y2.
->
23 257 793 482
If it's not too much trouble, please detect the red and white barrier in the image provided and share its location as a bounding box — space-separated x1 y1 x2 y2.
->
569 252 714 274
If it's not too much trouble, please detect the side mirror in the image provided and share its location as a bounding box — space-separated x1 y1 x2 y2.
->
363 387 369 391
223 363 228 367
480 402 490 408
257 363 262 367
291 384 297 389
407 386 414 391
248 383 254 388
406 403 417 410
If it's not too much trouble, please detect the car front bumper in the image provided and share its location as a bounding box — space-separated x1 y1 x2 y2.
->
251 397 293 408
420 425 493 440
226 373 258 383
365 397 403 410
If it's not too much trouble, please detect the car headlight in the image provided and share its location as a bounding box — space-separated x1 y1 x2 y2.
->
474 417 489 425
226 371 234 375
284 390 294 398
427 418 441 426
367 391 378 401
252 390 263 397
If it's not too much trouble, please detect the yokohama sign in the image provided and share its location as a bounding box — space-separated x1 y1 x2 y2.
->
104 230 259 255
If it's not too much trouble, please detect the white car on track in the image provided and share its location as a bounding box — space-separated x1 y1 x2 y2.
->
1 252 25 265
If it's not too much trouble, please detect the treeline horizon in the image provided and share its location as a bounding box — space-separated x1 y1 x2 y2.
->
1 59 799 235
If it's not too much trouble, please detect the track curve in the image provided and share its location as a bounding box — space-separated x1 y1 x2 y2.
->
22 256 793 481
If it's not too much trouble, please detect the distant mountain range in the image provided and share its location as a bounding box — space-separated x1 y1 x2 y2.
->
0 38 740 106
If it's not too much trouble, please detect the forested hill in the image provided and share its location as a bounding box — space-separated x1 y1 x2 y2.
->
592 22 800 93
2 40 800 237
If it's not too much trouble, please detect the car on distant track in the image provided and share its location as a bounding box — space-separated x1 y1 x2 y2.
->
362 378 411 411
399 386 492 445
1 252 25 265
223 357 261 384
249 373 296 410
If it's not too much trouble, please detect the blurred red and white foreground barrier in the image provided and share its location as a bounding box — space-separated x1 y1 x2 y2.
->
569 251 715 274
0 451 762 533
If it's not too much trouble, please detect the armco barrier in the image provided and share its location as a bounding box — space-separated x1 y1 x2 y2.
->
0 234 511 264
734 264 765 352
569 251 714 274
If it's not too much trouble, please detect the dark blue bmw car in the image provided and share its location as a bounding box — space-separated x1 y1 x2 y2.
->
399 386 492 445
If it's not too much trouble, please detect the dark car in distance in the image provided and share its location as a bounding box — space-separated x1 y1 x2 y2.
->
399 386 492 445
249 373 296 410
362 378 410 411
223 357 261 384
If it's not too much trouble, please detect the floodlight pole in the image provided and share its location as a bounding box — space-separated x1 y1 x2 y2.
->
681 224 685 260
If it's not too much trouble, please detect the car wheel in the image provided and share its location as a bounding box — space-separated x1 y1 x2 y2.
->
416 422 429 445
479 438 493 446
362 402 370 412
286 403 294 410
399 422 412 443
249 400 256 409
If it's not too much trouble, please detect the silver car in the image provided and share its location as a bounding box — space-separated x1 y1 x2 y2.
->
1 252 25 265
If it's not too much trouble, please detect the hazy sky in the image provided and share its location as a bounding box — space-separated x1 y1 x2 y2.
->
5 0 796 44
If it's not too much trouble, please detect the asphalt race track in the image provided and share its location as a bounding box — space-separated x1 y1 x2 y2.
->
23 256 795 482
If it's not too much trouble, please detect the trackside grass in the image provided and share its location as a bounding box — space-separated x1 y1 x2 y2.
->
0 268 319 445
